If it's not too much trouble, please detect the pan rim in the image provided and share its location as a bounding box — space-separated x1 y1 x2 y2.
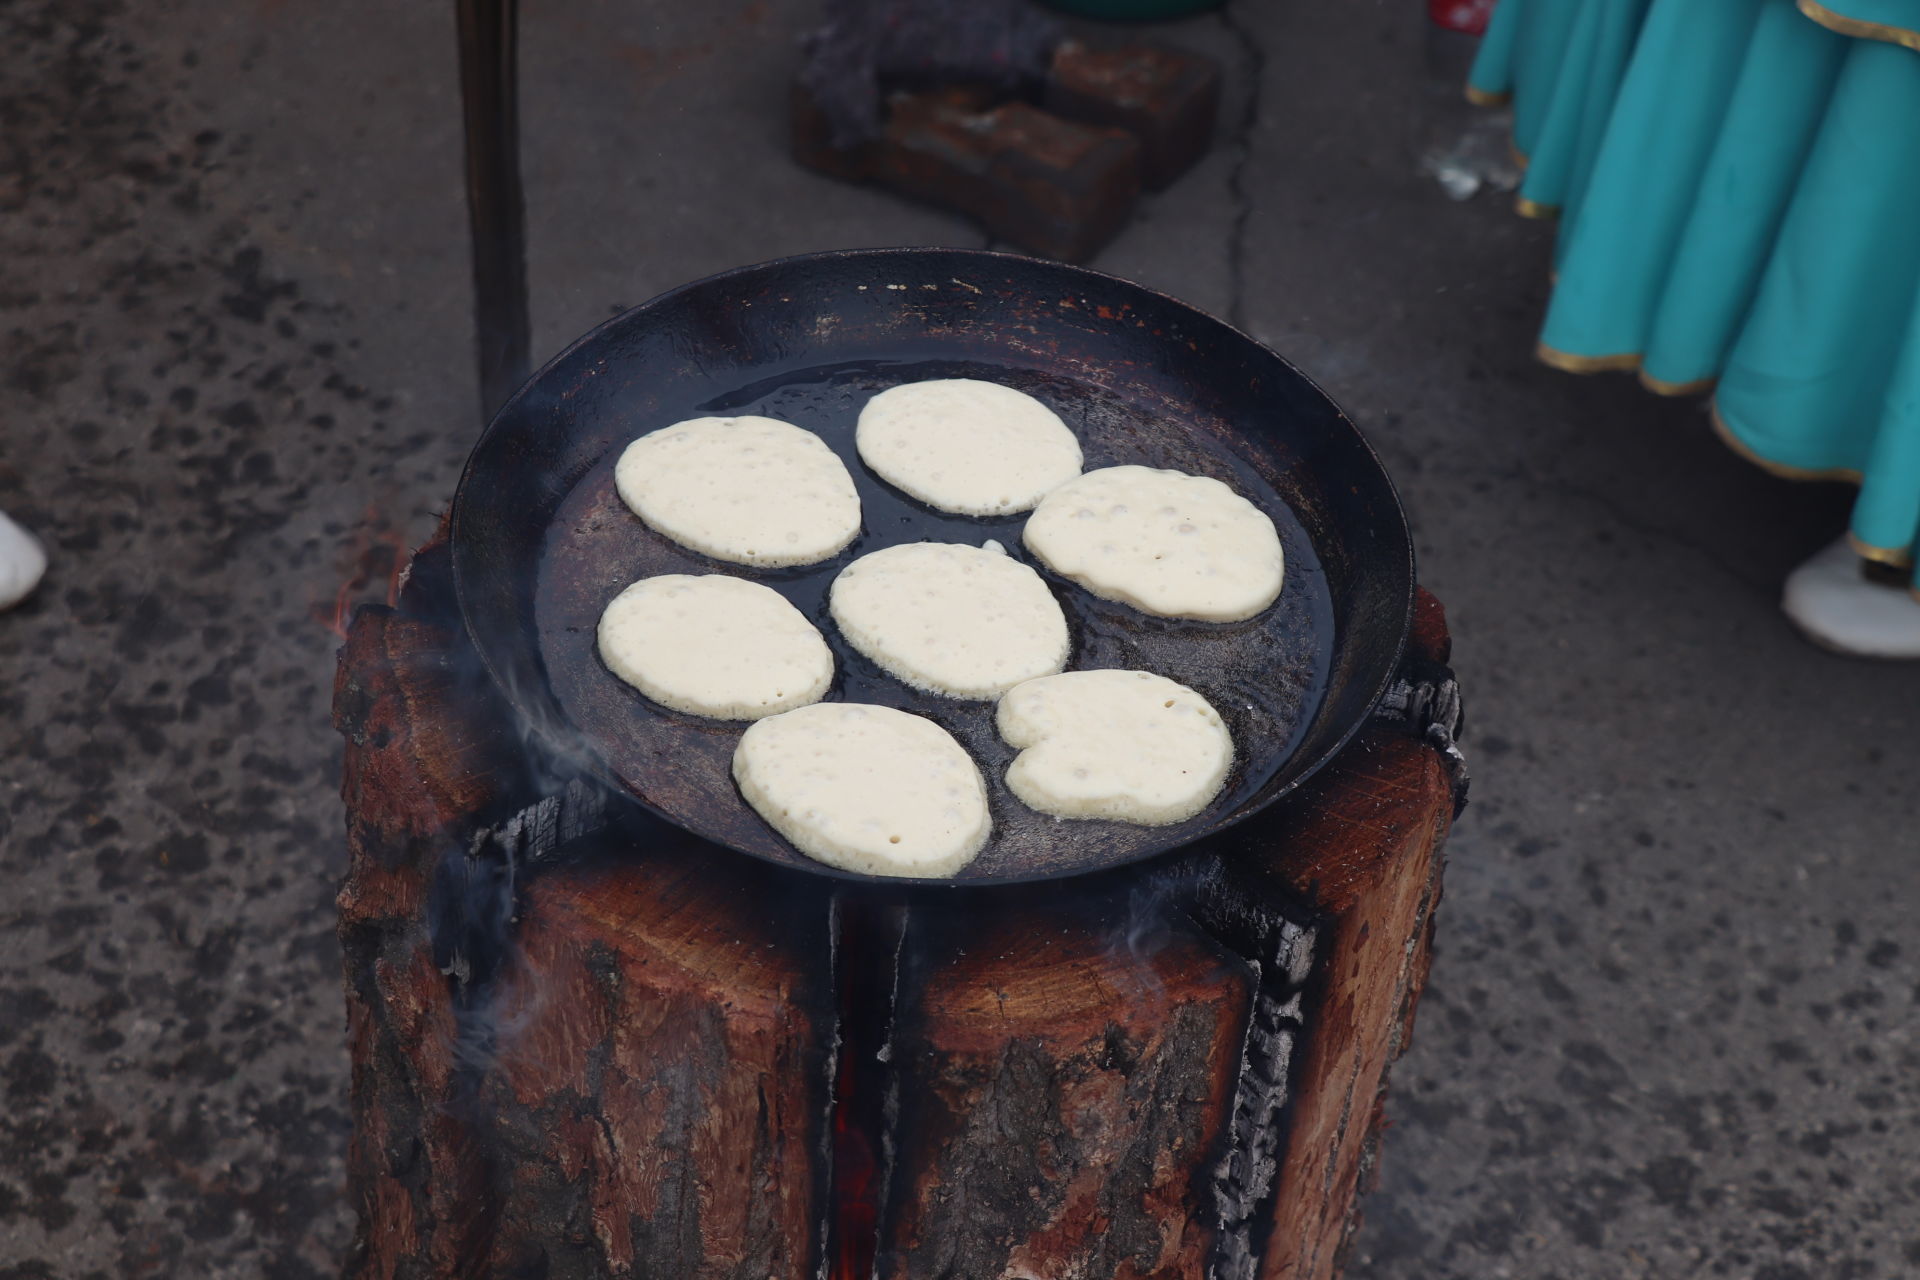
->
451 246 1415 887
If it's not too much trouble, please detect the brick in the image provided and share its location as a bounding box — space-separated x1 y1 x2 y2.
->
792 81 1141 263
1045 38 1221 190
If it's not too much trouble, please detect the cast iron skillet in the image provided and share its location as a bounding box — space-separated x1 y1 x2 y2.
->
451 248 1412 885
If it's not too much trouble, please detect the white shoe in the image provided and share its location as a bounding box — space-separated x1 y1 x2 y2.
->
0 509 46 611
1781 536 1920 659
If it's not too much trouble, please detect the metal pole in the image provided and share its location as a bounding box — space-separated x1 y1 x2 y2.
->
455 0 532 417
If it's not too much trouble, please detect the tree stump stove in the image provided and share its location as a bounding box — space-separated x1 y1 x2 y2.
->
335 527 1463 1280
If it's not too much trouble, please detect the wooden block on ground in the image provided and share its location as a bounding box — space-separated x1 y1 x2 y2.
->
1045 39 1221 190
793 81 1141 262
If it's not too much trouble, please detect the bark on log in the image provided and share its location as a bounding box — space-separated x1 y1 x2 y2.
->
879 894 1255 1279
335 531 1459 1280
471 854 833 1279
1249 731 1454 1280
335 590 514 1277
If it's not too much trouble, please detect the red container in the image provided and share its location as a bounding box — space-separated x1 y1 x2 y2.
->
1429 0 1495 34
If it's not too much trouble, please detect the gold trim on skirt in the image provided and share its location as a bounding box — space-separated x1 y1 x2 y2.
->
1849 530 1916 569
1479 64 1914 580
1536 343 1639 374
1710 403 1865 483
1535 342 1718 395
1534 369 1912 571
1710 410 1915 571
1796 0 1920 52
1639 370 1716 396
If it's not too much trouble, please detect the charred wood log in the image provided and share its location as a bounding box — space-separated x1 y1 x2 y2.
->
335 608 510 1276
465 846 835 1278
875 884 1264 1279
336 527 1459 1280
1237 729 1456 1280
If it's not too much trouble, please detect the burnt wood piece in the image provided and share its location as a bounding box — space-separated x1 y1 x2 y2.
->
335 577 517 1273
338 535 837 1278
1235 732 1455 1280
867 708 1455 1279
792 83 1141 262
470 852 834 1278
875 883 1269 1279
337 521 1458 1279
1044 39 1221 190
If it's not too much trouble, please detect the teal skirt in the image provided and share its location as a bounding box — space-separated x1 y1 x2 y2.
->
1468 0 1920 584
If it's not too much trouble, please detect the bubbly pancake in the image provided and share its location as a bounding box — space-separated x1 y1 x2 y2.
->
856 378 1082 515
996 669 1233 825
615 415 861 567
597 574 833 720
733 703 991 877
1022 464 1283 621
829 541 1069 699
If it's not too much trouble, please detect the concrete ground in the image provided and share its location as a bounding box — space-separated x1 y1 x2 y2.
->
1 1 1914 1276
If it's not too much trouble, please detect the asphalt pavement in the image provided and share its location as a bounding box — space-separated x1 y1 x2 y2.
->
0 2 1913 1276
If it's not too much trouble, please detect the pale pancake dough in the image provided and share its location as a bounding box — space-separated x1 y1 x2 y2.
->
733 703 991 877
614 415 861 567
829 541 1069 700
997 669 1233 825
856 379 1083 515
1022 464 1284 622
598 575 833 720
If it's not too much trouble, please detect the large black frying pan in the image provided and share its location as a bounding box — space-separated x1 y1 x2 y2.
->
451 248 1412 885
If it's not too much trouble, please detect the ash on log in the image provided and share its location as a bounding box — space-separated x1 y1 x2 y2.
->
335 529 1461 1279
